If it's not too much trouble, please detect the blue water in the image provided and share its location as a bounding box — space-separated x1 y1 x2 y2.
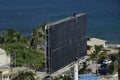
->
0 0 120 43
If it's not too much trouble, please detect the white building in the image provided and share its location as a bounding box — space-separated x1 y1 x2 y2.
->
0 68 10 80
87 38 106 54
0 48 10 68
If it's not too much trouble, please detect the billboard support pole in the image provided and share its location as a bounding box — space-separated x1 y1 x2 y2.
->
45 25 47 74
45 25 52 75
74 13 79 80
74 59 78 80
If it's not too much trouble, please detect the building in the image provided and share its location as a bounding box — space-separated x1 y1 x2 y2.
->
87 38 106 54
0 48 10 68
0 48 10 80
0 68 10 80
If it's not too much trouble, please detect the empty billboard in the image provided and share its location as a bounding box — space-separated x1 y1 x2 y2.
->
45 13 87 74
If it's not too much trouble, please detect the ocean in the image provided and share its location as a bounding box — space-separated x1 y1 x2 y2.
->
0 0 120 43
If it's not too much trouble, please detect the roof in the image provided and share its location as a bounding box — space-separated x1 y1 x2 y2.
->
87 38 106 46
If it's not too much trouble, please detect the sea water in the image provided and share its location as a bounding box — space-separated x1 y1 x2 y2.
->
0 0 120 43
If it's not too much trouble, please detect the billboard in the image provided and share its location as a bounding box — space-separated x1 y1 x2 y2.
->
45 13 87 74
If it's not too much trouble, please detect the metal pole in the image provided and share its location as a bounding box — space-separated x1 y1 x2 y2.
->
45 25 47 74
74 62 78 80
74 14 78 80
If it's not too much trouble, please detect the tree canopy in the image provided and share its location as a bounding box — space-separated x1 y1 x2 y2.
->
90 45 108 61
13 71 36 80
0 27 45 69
0 42 44 68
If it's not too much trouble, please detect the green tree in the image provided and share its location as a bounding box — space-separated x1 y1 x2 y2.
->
3 28 18 43
62 75 72 80
79 62 88 74
30 28 39 48
0 28 26 44
13 71 35 80
53 75 72 80
90 45 103 61
20 36 29 44
0 35 5 43
90 45 105 75
0 42 44 68
98 52 109 59
108 51 120 79
30 22 49 48
39 22 50 31
53 76 60 80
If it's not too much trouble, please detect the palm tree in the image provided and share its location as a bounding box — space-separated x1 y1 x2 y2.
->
0 28 30 45
90 45 103 75
39 22 49 31
4 28 16 43
90 45 103 60
30 28 39 48
1 28 22 43
30 22 49 48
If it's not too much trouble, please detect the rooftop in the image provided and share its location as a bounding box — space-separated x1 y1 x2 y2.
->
87 38 106 46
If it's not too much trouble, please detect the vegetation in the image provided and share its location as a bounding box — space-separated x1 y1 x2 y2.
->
0 42 44 68
90 45 105 61
90 45 109 65
30 22 49 48
0 28 25 44
79 62 88 74
0 22 49 70
13 71 36 80
110 51 120 74
53 75 73 80
115 51 120 80
89 45 109 75
89 45 120 77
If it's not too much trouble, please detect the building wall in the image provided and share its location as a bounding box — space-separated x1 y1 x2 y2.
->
0 69 10 80
0 49 10 68
87 46 94 54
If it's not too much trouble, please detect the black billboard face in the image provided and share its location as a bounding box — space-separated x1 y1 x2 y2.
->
46 13 87 74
